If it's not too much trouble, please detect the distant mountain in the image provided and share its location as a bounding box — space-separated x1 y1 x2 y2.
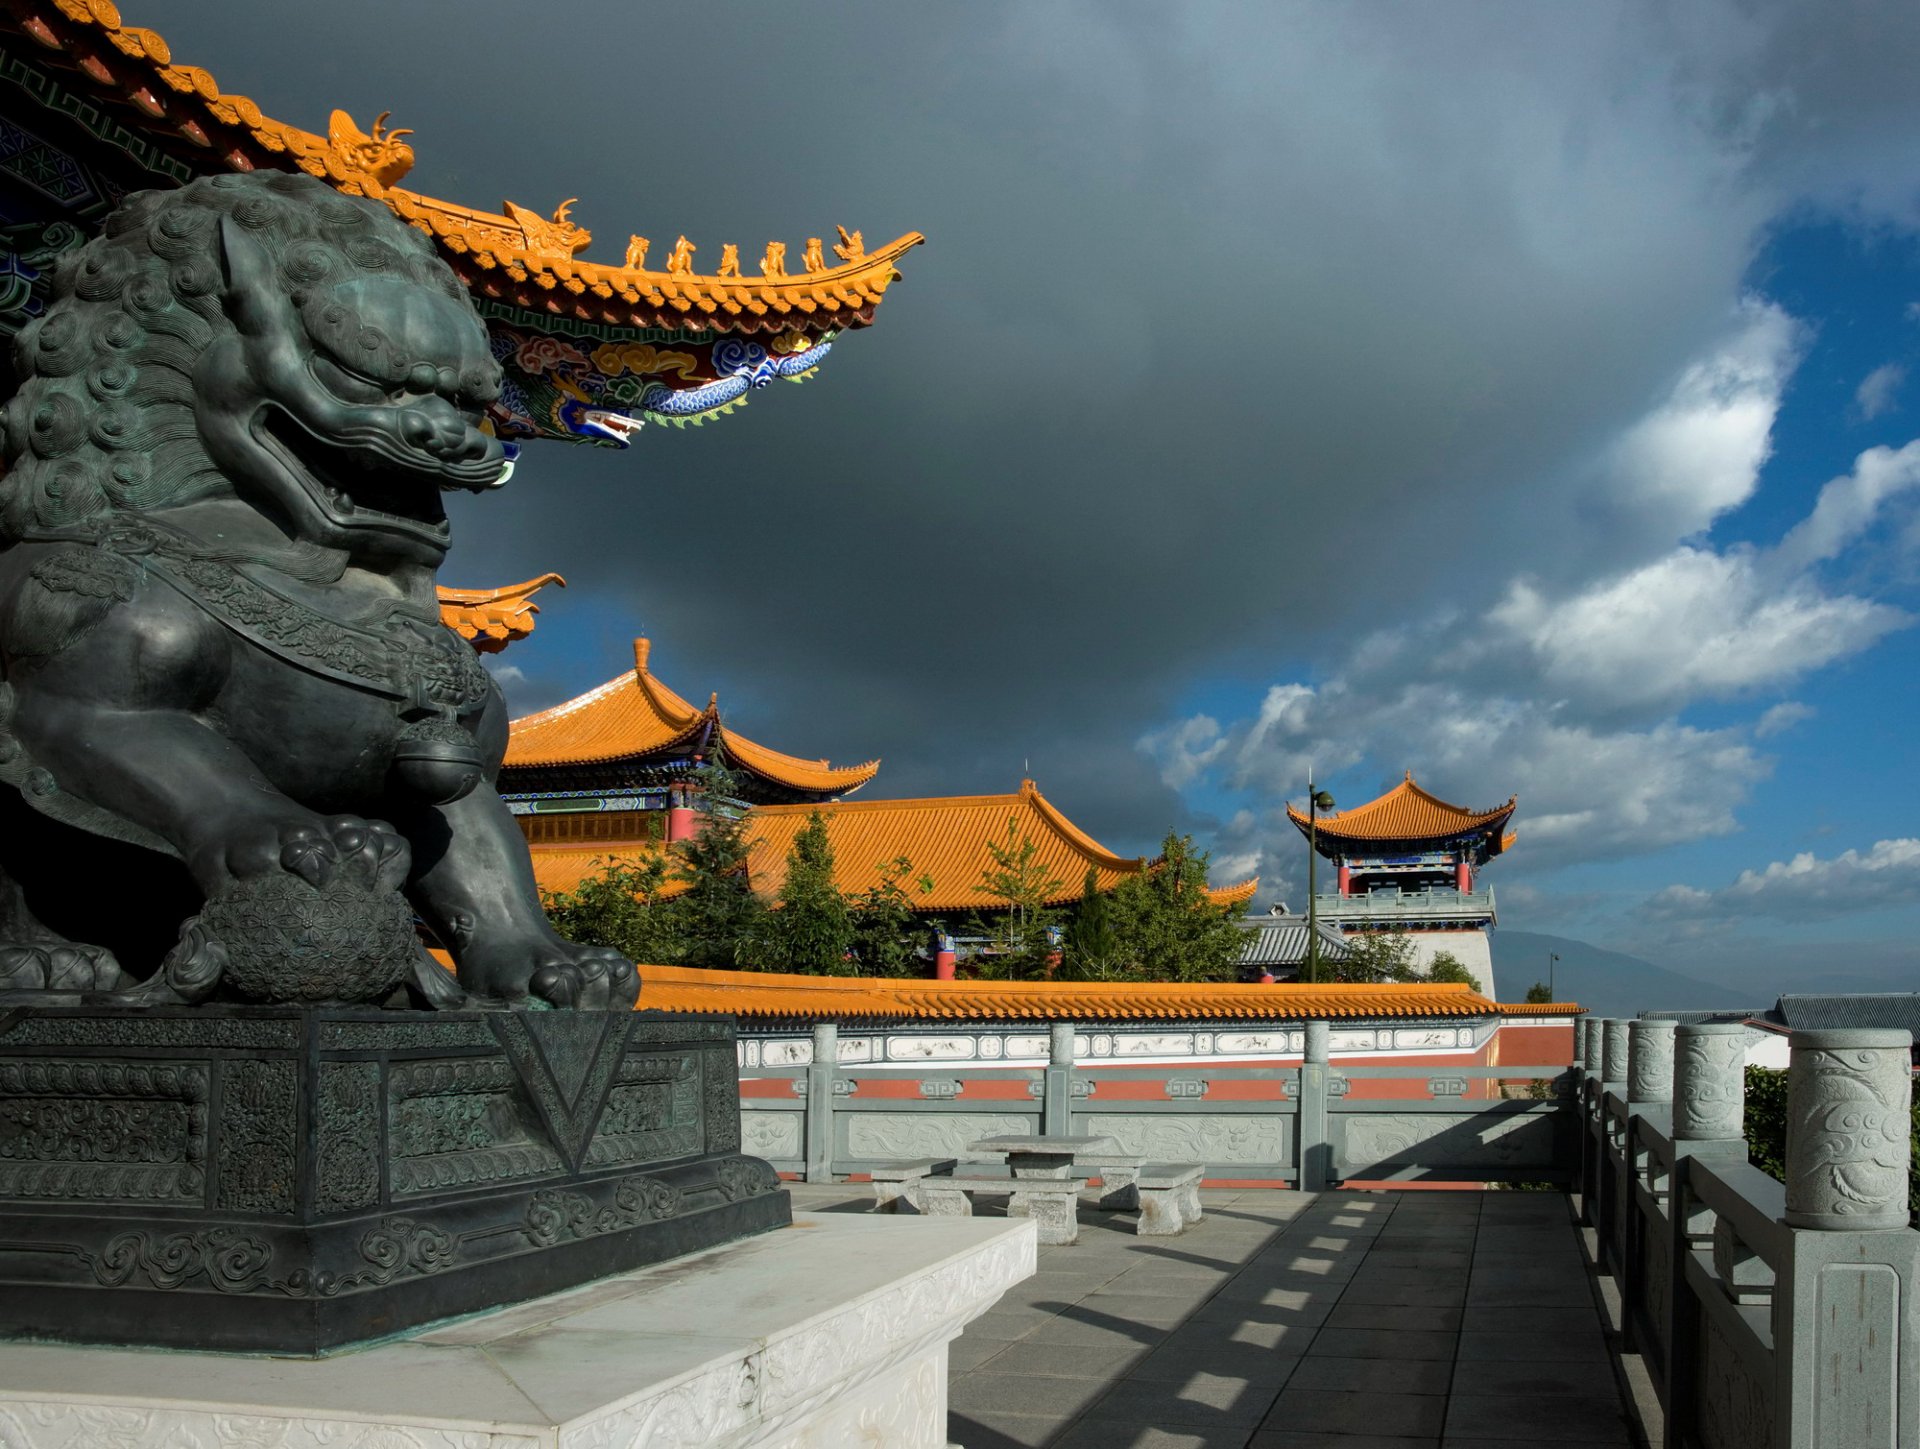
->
1493 931 1742 1019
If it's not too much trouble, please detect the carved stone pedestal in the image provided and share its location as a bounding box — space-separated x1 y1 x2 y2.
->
0 1005 788 1354
0 1213 1035 1449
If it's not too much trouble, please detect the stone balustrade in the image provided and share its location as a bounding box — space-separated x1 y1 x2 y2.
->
1580 1018 1918 1449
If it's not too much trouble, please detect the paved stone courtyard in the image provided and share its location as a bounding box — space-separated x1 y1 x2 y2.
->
788 1183 1639 1449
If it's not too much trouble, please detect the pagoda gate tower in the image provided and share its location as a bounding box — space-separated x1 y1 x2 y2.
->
1289 773 1516 999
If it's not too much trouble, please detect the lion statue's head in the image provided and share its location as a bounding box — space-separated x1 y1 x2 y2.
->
1 171 508 565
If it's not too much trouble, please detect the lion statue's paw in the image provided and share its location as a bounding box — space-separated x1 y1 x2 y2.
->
210 813 411 895
0 941 130 994
461 938 638 1012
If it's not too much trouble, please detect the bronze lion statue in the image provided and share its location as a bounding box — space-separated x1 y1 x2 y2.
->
0 171 635 1010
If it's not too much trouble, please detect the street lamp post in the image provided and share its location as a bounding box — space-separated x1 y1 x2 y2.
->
1549 951 1559 1003
1303 772 1336 984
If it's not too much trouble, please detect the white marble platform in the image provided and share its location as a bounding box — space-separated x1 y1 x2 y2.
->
0 1211 1036 1448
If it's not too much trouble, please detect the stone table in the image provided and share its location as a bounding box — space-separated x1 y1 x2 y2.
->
969 1133 1119 1180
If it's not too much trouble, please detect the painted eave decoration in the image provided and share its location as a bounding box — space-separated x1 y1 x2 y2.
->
3 0 924 443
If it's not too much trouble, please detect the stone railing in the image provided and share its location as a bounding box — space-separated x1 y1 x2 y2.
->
1577 1016 1919 1449
1310 885 1497 922
740 1020 1572 1186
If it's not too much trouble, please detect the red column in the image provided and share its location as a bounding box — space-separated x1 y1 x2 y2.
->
934 928 957 980
1456 860 1472 893
667 805 696 841
1337 863 1351 897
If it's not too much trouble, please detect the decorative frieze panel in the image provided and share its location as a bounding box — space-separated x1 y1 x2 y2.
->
743 1111 802 1160
1114 1033 1194 1058
1079 1112 1288 1166
0 1060 208 1203
886 1036 976 1062
1215 1031 1302 1055
742 1016 1496 1075
845 1112 1031 1161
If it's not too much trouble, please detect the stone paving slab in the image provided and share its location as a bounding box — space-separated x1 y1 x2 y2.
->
785 1183 1639 1449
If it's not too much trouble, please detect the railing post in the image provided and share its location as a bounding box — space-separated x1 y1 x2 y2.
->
1579 1016 1603 1223
1776 1029 1918 1448
1595 1018 1628 1266
804 1020 838 1183
1663 1022 1753 1449
1298 1020 1332 1192
1618 1018 1675 1352
1766 1028 1920 1449
1042 1022 1077 1136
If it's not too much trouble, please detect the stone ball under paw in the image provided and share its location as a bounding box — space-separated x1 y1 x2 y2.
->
197 873 417 1004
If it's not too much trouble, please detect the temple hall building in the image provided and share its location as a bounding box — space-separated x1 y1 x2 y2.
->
1290 772 1516 1000
507 639 1256 927
501 637 880 844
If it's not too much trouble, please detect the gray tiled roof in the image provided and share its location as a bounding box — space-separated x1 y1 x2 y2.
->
1768 993 1920 1035
1236 915 1351 967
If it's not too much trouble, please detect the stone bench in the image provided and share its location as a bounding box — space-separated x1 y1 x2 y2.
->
1075 1149 1149 1210
920 1169 1089 1246
1135 1163 1205 1236
867 1158 957 1214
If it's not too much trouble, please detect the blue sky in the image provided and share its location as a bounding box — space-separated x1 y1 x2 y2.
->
159 1 1920 999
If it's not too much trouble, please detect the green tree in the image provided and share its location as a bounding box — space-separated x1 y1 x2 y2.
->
1525 981 1554 1004
757 811 854 974
1060 867 1126 980
1106 832 1248 982
1333 930 1419 983
970 816 1064 978
541 850 688 966
849 855 933 977
1425 949 1483 993
671 753 767 969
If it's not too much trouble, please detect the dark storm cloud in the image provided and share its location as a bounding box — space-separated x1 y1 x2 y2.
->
156 0 1920 864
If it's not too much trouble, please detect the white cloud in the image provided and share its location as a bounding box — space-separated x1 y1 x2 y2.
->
1486 548 1903 717
483 662 528 691
1601 300 1799 541
1754 701 1814 738
1651 839 1920 921
1145 310 1920 887
1138 714 1227 790
1856 362 1906 420
1774 439 1920 570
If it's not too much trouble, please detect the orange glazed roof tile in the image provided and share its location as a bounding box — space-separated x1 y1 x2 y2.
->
504 638 880 796
633 965 1510 1021
1288 772 1516 848
740 781 1258 911
9 0 922 335
436 574 563 654
527 779 1259 912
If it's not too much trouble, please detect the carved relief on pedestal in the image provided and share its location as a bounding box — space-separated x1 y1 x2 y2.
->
1626 1019 1676 1104
1600 1019 1630 1083
1674 1024 1749 1141
1784 1029 1912 1230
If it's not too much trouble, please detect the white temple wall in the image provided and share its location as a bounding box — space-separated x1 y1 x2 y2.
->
1401 929 1496 1001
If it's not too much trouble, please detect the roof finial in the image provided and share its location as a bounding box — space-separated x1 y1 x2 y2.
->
634 637 652 675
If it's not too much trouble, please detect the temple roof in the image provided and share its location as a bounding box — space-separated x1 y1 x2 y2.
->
527 778 1259 913
3 1 922 438
631 965 1544 1021
504 638 880 798
437 575 563 654
743 781 1258 911
1288 773 1516 854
